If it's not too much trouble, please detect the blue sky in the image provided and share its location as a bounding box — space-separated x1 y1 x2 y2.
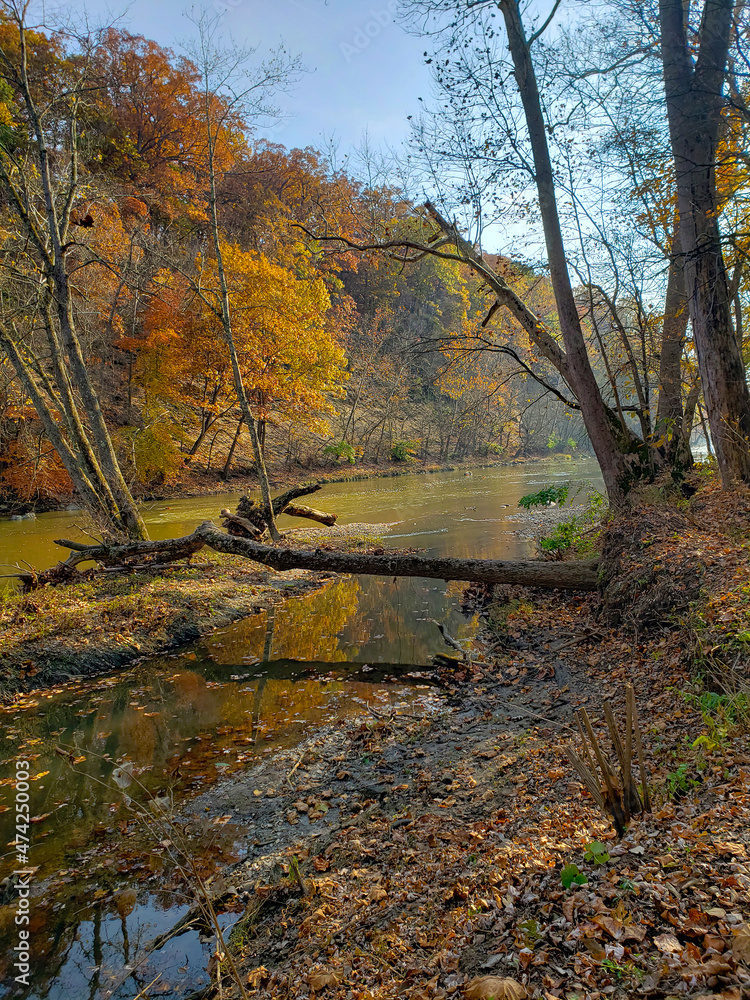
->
88 0 433 154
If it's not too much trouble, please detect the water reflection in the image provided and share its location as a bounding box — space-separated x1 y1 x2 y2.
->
0 458 603 998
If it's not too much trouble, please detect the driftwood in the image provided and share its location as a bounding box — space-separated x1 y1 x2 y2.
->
27 519 600 592
237 482 337 532
219 509 263 539
284 502 337 526
565 685 649 836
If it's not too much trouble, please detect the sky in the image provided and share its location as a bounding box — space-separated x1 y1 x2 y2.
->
84 0 434 155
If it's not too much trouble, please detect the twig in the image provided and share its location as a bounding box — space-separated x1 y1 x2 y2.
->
624 689 634 824
286 751 305 787
628 684 651 812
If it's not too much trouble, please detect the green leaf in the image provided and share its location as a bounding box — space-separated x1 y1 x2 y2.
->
561 863 588 889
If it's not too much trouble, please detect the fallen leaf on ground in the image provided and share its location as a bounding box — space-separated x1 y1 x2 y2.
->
308 968 340 990
463 976 527 999
731 923 750 963
654 932 683 954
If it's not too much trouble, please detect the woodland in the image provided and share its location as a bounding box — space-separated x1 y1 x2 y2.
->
0 1 750 999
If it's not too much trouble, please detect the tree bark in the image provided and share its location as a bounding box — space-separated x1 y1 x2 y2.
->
655 228 691 465
237 482 324 523
222 417 243 480
41 523 600 591
498 0 631 505
660 0 750 485
284 503 337 526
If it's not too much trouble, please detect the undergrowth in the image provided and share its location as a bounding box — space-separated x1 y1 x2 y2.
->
518 482 608 559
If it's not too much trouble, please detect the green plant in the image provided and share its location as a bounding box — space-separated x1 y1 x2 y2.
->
323 440 356 465
665 762 698 799
583 840 610 865
601 958 644 983
560 863 588 889
390 439 419 462
518 918 541 944
480 441 502 456
537 490 607 559
518 484 570 509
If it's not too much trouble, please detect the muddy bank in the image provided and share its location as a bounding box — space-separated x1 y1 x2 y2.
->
170 565 749 1000
0 523 387 697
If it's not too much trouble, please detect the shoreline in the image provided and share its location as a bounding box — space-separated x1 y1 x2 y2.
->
0 452 586 516
0 524 386 699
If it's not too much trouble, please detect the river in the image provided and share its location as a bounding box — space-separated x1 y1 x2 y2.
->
0 457 601 999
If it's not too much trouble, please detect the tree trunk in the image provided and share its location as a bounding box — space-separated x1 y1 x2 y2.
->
655 228 690 465
660 0 750 486
237 482 328 532
222 417 243 480
203 78 280 541
284 503 337 526
499 0 631 504
43 524 600 592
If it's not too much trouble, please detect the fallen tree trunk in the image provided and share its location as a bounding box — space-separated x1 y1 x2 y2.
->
284 502 337 526
33 521 599 592
53 533 205 570
195 522 599 590
219 509 263 539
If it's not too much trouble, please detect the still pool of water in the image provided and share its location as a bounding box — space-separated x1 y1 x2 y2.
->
0 458 602 998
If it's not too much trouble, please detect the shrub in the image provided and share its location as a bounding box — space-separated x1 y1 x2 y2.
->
391 439 419 462
119 422 183 484
518 482 607 559
518 484 570 509
323 440 356 465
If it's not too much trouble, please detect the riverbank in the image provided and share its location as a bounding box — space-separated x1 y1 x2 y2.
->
0 523 387 697
140 471 749 1000
0 452 577 515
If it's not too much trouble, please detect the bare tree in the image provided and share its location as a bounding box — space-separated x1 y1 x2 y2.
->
184 9 304 540
660 0 750 485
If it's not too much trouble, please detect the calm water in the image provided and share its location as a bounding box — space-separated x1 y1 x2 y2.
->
0 457 601 998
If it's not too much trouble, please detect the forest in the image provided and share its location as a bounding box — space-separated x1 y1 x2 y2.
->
0 1 749 1000
0 12 599 520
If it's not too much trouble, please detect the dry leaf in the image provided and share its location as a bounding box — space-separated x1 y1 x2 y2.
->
593 914 624 940
463 976 527 1000
654 933 683 954
732 922 750 964
308 968 340 991
247 966 269 988
368 886 387 902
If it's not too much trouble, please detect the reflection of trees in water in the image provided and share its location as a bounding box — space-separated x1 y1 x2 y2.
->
200 577 362 665
0 579 364 883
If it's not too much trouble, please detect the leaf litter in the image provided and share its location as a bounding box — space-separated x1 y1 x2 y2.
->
197 477 750 1000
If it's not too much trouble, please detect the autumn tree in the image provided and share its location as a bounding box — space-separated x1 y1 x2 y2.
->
137 247 346 472
0 4 147 538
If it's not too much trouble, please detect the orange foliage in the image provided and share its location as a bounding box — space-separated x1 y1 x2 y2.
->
88 30 241 219
0 436 73 501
